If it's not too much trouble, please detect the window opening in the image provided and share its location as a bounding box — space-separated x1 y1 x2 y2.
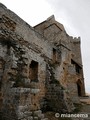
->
53 48 57 63
71 59 81 74
29 60 38 82
77 80 82 96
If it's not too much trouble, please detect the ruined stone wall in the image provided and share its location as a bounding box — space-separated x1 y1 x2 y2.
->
43 62 74 113
0 3 86 120
0 3 53 59
35 16 85 101
0 4 52 120
0 31 48 120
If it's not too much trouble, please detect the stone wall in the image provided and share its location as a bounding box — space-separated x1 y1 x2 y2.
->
42 62 74 113
0 3 86 120
34 16 85 102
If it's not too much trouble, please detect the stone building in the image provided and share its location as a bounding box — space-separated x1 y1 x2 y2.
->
0 3 85 120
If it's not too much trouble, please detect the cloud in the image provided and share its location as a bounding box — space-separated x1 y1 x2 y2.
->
46 0 90 34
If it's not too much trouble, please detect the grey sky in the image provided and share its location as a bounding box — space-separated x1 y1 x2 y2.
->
1 0 90 93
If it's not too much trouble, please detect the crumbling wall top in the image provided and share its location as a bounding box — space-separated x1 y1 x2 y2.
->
34 15 65 34
0 3 7 9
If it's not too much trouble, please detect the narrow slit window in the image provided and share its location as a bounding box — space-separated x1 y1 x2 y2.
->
77 80 82 96
53 48 57 63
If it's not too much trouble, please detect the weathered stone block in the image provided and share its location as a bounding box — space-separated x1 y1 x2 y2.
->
31 89 40 94
41 118 48 120
33 116 38 120
24 111 32 116
27 116 33 120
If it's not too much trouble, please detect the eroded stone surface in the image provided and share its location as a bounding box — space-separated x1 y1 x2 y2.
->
0 3 85 120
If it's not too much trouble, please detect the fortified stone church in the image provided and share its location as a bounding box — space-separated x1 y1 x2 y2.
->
0 3 85 120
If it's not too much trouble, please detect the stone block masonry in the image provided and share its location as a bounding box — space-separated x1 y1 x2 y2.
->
0 3 85 120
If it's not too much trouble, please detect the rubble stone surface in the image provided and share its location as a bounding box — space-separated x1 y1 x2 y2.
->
0 3 85 120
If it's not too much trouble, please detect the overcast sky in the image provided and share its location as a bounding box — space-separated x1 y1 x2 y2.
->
1 0 90 93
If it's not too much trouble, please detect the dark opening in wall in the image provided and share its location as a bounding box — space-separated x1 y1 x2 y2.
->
29 60 38 82
53 48 57 63
75 64 81 73
0 59 5 90
71 59 81 74
0 59 5 109
77 80 82 96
